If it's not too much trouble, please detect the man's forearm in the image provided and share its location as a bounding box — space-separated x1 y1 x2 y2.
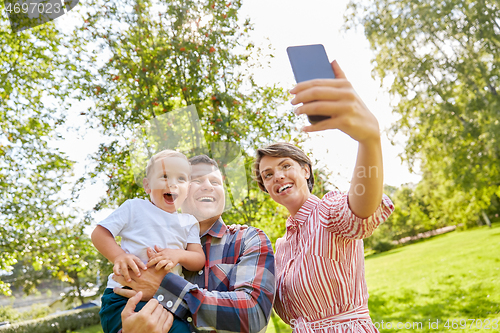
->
154 229 276 333
155 273 273 333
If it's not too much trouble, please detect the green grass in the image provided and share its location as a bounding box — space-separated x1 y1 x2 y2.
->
365 224 500 332
268 310 292 333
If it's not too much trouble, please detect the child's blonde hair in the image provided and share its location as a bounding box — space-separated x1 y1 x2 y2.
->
145 150 189 178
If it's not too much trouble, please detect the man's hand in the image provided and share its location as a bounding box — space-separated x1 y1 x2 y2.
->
113 266 167 301
121 291 173 333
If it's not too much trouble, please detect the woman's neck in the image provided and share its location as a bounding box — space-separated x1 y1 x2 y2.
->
288 192 312 217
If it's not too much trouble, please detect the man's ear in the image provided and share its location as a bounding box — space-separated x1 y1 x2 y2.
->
143 178 151 194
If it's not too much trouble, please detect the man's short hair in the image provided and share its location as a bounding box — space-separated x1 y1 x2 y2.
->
145 149 188 178
189 155 219 168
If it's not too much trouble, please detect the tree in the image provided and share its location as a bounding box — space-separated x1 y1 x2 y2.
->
49 223 101 305
1 0 331 301
0 3 98 297
71 0 325 243
3 224 100 305
345 0 500 225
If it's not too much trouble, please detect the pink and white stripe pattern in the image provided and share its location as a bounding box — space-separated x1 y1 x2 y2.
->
274 191 394 332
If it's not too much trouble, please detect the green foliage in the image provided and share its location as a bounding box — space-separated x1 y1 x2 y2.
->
2 261 53 296
0 2 99 298
1 0 329 310
1 0 304 301
0 306 19 323
345 0 500 226
0 304 51 323
0 307 100 333
1 224 100 304
371 239 395 254
365 183 429 252
366 181 473 252
70 0 311 243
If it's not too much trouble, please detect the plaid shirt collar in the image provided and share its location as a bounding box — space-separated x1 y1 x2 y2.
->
201 217 227 238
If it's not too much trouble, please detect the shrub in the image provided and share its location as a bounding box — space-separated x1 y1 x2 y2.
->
20 304 52 321
0 304 52 324
0 306 20 323
0 307 100 333
372 240 395 253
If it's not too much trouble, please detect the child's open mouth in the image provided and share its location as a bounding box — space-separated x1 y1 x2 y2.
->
163 192 178 204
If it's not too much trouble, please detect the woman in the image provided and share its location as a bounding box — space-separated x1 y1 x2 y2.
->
254 61 394 332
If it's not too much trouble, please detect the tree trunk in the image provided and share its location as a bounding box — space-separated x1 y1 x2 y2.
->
482 211 492 228
71 272 85 305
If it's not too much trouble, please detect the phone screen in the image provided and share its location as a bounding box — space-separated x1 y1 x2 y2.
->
287 44 335 124
287 44 335 82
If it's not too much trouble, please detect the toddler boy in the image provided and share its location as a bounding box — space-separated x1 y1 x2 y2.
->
91 150 205 333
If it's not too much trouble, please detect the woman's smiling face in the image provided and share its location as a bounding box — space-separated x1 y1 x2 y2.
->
259 156 311 215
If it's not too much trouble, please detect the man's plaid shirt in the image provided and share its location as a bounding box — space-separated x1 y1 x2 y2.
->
154 218 276 333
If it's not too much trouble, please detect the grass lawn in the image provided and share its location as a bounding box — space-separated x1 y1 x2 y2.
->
365 224 500 332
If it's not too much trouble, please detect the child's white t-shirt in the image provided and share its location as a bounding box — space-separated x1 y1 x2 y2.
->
98 198 201 289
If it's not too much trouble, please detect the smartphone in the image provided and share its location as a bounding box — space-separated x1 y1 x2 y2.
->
287 44 335 124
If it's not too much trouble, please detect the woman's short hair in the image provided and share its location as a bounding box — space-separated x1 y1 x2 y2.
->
145 149 188 178
254 142 314 193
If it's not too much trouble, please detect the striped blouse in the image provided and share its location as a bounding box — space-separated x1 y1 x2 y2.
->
274 191 394 332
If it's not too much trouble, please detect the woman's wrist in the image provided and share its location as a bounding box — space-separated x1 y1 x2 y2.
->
357 130 381 148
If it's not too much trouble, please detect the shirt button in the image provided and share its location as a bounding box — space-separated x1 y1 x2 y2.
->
187 317 192 322
166 300 173 308
157 295 164 302
198 270 203 275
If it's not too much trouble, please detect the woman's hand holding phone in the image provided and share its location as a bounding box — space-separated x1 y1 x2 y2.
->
290 60 380 144
287 44 335 124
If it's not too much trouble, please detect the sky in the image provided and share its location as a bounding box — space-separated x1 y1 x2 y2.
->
52 0 422 216
239 0 422 191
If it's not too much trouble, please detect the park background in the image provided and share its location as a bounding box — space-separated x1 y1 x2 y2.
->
1 0 499 332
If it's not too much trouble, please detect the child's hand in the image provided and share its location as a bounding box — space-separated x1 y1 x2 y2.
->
147 246 184 272
113 253 147 282
228 224 248 234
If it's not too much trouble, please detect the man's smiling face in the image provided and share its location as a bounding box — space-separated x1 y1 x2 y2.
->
182 163 225 225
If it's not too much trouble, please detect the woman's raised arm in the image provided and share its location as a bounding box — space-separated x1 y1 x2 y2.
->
290 60 383 217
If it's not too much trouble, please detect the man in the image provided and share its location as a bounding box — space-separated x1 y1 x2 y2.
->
113 155 276 333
